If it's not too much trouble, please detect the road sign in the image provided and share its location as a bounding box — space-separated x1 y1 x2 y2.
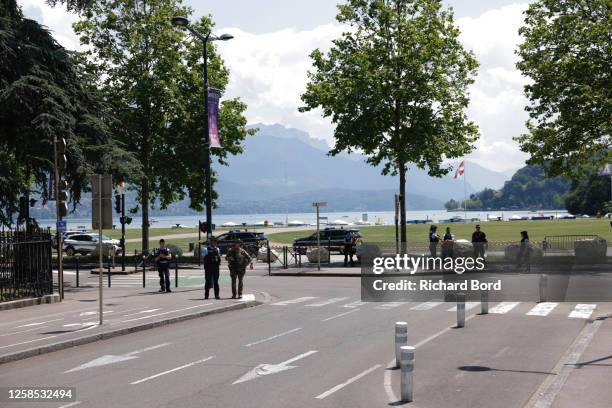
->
56 220 67 233
312 201 327 207
91 175 113 230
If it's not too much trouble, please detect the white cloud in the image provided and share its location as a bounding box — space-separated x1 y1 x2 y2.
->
18 0 81 50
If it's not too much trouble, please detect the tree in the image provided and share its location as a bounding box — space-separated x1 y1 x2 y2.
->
516 0 611 178
565 164 612 216
300 0 479 248
0 0 138 226
74 0 254 251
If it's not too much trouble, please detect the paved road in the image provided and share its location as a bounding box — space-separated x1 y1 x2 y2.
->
1 273 611 408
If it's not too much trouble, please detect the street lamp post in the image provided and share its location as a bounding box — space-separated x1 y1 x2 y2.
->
171 16 233 239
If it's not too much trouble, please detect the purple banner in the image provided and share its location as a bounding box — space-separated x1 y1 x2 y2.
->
207 88 222 148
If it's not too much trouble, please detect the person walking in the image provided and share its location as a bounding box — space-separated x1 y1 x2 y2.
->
343 231 355 267
154 239 172 293
226 241 252 299
518 230 531 271
441 227 454 258
429 225 440 257
471 224 487 259
202 237 221 300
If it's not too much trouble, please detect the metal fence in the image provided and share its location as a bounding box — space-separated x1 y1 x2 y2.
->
0 228 53 302
542 235 602 254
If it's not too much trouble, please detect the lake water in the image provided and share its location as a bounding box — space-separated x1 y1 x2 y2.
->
36 209 570 230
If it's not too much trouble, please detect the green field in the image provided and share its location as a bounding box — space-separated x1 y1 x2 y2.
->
267 219 612 244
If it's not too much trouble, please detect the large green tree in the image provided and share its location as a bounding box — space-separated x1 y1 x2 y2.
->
0 0 137 226
516 0 611 177
300 0 479 248
74 0 254 251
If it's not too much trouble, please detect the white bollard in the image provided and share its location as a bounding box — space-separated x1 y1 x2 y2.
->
457 293 465 327
539 274 548 303
481 290 489 314
400 345 415 402
395 322 408 368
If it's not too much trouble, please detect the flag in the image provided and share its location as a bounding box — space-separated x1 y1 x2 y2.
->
599 163 612 176
454 161 465 179
207 88 222 148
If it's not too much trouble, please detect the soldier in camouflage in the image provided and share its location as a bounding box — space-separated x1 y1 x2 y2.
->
226 241 252 299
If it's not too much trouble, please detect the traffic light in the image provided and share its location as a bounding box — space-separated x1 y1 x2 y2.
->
120 215 132 225
57 179 68 218
55 138 67 170
19 196 28 217
114 195 121 214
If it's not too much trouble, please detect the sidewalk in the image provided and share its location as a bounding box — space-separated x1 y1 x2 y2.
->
0 270 265 364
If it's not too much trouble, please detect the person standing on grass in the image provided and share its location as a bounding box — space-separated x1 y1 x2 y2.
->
226 241 252 299
429 225 440 257
154 239 172 293
471 224 487 260
441 226 454 259
203 237 221 300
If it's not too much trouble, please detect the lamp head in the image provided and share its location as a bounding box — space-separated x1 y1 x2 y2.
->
217 33 234 41
171 16 189 27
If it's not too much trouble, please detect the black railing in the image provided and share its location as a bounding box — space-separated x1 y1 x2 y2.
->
0 227 53 302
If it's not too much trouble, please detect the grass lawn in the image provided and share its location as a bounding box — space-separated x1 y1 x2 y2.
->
267 219 612 244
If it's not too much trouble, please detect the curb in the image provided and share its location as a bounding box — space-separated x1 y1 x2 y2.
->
0 294 60 311
0 300 261 365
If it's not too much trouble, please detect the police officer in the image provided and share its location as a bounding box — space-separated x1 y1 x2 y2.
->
202 237 221 300
154 239 172 293
429 225 440 257
343 231 355 267
471 224 488 259
226 241 252 299
518 230 531 271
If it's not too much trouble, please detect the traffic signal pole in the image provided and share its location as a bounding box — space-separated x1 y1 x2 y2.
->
121 193 126 271
53 135 64 301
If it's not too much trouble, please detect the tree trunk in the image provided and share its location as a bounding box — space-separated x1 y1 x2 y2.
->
141 177 149 253
399 162 407 254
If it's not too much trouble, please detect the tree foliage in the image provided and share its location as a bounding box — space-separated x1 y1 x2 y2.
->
0 0 138 226
300 0 479 245
516 0 611 177
565 164 612 215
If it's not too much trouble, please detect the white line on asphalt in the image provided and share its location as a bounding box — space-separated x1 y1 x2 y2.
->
57 401 81 408
568 304 596 319
122 309 161 317
245 328 302 347
15 318 63 328
321 309 360 322
526 302 559 316
0 326 50 337
447 302 480 312
118 304 212 323
489 302 521 314
306 297 349 307
315 364 382 399
409 301 443 311
271 296 318 306
130 356 215 385
375 302 404 310
0 335 58 349
79 311 113 317
342 300 367 308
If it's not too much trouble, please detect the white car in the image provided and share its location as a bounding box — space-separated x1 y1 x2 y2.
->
63 233 121 256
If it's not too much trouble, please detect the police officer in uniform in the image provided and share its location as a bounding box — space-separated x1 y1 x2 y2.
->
203 237 221 299
154 239 172 293
343 231 355 267
471 224 488 259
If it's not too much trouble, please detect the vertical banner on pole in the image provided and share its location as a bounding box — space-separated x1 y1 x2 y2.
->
207 88 222 148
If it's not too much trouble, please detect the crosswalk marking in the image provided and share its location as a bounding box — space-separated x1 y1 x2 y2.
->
375 302 404 310
271 297 318 306
568 304 596 319
410 301 443 311
306 297 349 307
489 302 520 314
342 301 367 308
526 302 559 316
447 302 479 312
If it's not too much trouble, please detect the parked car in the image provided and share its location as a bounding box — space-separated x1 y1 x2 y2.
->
207 230 266 256
293 228 362 254
63 233 121 256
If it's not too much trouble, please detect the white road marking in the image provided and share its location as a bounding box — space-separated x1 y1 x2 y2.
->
79 311 113 317
0 326 50 337
122 309 160 317
238 294 255 302
63 322 98 328
526 302 559 316
342 300 367 308
233 351 317 384
321 309 360 322
57 401 82 408
16 318 63 328
447 302 480 312
64 342 171 373
131 356 215 385
568 304 596 319
375 302 404 310
245 328 302 347
306 297 349 307
409 301 443 311
119 304 212 323
0 335 58 350
316 364 382 399
489 302 520 314
271 296 318 306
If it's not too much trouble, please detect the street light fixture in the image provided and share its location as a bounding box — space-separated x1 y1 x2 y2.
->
171 16 233 241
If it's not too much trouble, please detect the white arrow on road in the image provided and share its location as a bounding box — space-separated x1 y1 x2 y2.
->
64 342 171 373
233 350 317 384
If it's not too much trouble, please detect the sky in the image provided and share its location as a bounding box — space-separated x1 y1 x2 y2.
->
18 0 535 173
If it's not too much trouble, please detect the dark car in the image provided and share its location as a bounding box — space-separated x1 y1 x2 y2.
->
210 230 265 256
293 228 362 254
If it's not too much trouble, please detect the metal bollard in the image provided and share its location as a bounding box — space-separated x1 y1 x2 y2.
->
75 255 80 288
457 293 466 327
539 274 548 303
175 256 179 288
400 346 415 402
481 290 489 314
107 262 111 288
395 322 408 368
142 254 146 288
